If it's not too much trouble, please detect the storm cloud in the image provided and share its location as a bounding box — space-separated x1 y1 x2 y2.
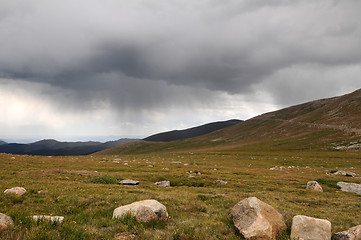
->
1 0 361 139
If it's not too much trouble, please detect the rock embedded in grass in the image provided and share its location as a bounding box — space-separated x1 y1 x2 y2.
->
215 180 228 185
119 179 139 186
3 187 27 196
231 197 286 239
333 225 361 240
337 182 361 195
37 190 48 195
0 213 14 230
333 171 358 177
115 232 137 240
290 215 331 240
154 181 170 187
113 199 168 222
32 215 64 224
306 180 323 192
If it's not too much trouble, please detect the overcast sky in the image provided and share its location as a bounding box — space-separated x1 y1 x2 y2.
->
1 0 361 142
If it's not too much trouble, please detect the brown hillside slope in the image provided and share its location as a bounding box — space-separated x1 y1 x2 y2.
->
98 88 361 154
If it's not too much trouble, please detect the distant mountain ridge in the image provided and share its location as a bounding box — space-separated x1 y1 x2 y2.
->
98 88 361 154
0 138 138 156
143 119 242 142
0 140 7 145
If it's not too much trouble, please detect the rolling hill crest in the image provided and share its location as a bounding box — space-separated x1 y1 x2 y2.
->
98 88 361 154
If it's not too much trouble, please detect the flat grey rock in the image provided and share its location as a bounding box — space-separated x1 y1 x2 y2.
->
333 171 358 177
119 179 139 186
337 182 361 195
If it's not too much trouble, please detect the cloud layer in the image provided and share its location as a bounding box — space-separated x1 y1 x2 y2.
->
1 0 361 139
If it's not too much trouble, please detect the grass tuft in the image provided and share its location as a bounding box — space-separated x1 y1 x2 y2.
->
315 178 341 189
91 175 122 184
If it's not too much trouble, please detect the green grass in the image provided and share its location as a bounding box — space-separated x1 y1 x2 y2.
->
315 178 341 190
0 151 360 239
91 175 123 184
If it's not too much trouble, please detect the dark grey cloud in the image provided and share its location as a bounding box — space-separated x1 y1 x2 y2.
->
1 0 361 113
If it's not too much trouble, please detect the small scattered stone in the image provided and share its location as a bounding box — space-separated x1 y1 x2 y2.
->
37 190 48 195
0 213 14 230
333 171 358 177
113 199 168 222
215 180 228 185
231 197 286 239
337 182 361 195
115 232 137 240
32 215 64 224
291 215 331 240
4 187 27 196
333 225 361 240
306 181 323 192
154 181 170 187
119 180 139 186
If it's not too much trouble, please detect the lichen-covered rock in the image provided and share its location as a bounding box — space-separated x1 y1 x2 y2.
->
333 225 361 240
4 187 27 196
337 182 361 195
32 215 64 224
231 197 286 239
306 181 323 192
0 213 14 230
113 199 168 222
291 215 331 240
154 181 170 187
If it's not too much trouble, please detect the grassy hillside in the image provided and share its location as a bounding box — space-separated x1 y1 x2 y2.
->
99 89 361 155
143 119 242 142
0 151 360 239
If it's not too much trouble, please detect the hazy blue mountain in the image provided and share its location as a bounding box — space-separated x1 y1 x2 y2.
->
0 138 138 156
0 140 7 145
143 119 242 142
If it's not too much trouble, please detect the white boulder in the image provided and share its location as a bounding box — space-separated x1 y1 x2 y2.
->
113 199 168 222
4 187 27 196
306 181 323 192
231 197 286 239
291 215 331 240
